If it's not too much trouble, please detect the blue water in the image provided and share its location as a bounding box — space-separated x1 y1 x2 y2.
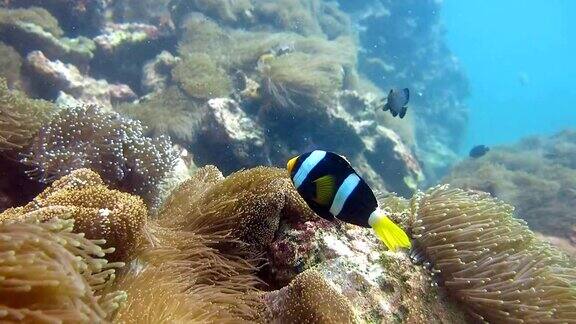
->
443 0 576 152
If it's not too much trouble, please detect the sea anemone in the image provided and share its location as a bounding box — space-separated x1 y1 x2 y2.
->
22 105 177 208
410 185 576 322
0 217 125 322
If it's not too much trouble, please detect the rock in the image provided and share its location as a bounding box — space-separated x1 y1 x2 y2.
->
5 0 107 35
91 22 175 94
193 98 267 174
94 22 162 55
0 19 95 67
141 51 180 94
25 51 136 110
264 216 468 322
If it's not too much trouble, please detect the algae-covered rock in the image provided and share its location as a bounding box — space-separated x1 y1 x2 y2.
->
264 204 467 322
0 7 95 67
172 52 232 99
25 51 136 109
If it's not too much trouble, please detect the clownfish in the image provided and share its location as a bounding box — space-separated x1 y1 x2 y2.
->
286 150 411 251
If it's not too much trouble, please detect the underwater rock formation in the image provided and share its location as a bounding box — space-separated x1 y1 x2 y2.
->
410 185 576 322
0 7 95 67
3 0 107 36
342 0 470 182
265 212 468 322
193 98 267 174
444 130 576 248
22 104 177 208
0 217 125 322
25 51 136 109
0 169 148 262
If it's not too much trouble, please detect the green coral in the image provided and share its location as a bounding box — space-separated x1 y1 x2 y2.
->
0 7 63 37
172 52 232 99
0 78 55 153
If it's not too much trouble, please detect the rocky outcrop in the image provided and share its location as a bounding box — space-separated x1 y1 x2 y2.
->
25 51 136 109
263 209 468 323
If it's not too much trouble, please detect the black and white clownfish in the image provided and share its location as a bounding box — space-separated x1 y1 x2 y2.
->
286 150 411 251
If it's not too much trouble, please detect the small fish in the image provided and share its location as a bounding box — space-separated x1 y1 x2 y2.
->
382 88 409 118
469 145 490 158
286 150 411 251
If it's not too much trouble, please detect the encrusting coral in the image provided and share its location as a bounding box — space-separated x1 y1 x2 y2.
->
22 104 177 208
0 78 55 153
0 169 148 262
410 185 576 323
0 217 126 323
264 269 358 323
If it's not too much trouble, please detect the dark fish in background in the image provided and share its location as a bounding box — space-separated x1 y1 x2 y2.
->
286 150 411 251
469 145 490 158
381 88 409 118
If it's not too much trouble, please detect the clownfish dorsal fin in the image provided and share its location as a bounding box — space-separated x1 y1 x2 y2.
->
312 175 336 206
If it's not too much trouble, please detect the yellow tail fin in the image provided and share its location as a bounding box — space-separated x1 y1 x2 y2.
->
369 210 411 251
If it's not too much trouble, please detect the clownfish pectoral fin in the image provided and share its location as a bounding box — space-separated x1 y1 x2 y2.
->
312 175 336 206
369 209 411 251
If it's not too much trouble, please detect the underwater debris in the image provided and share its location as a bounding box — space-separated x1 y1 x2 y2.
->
22 104 177 209
0 217 125 322
0 169 148 262
410 185 576 323
0 78 55 153
264 269 358 323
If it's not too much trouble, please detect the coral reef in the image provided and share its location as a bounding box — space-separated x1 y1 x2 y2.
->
117 86 199 143
0 217 125 322
410 185 576 322
192 98 266 173
172 52 232 99
0 78 55 153
0 7 95 67
3 0 106 36
25 50 136 109
343 0 470 182
0 169 147 262
22 104 177 208
264 212 468 322
444 130 576 245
